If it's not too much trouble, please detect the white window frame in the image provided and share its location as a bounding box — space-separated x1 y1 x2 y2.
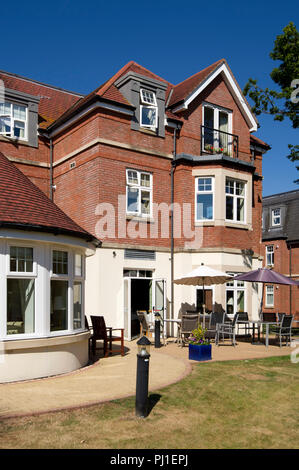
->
271 208 281 226
140 89 158 129
225 272 246 318
202 102 233 154
50 249 70 334
140 89 157 106
195 176 214 221
266 245 274 267
0 101 28 141
126 169 153 217
6 244 37 337
265 285 274 307
225 178 246 224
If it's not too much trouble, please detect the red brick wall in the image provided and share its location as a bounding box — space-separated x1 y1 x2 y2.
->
262 240 299 323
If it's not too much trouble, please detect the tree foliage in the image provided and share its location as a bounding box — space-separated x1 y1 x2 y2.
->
243 22 299 182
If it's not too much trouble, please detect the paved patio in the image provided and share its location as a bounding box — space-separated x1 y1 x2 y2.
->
0 336 294 419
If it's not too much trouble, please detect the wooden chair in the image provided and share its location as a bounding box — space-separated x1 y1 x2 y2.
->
180 314 200 347
90 315 124 357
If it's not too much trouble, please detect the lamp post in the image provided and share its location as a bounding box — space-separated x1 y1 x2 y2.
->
135 336 151 418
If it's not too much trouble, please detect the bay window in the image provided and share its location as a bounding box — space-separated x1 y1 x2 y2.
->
126 169 152 217
195 177 214 220
226 178 245 222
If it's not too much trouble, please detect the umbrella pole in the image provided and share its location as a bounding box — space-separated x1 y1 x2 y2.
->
202 277 205 329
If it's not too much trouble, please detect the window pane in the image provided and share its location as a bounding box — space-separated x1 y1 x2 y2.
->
10 246 33 272
127 187 139 212
225 179 234 194
141 190 150 215
237 198 244 221
237 290 245 312
13 121 25 138
140 173 150 187
141 89 155 105
226 196 234 220
198 178 212 192
127 170 138 185
0 102 11 115
13 104 26 120
7 279 35 335
53 250 68 275
141 106 157 127
50 280 68 331
226 290 234 315
197 194 213 220
0 116 11 134
75 254 83 277
266 286 274 306
73 282 82 329
236 182 245 196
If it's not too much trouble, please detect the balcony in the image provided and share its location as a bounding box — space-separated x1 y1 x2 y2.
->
201 125 239 159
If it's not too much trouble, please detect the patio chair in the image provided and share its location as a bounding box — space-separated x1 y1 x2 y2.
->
236 312 251 336
179 314 200 347
90 315 124 357
262 312 277 322
215 312 240 347
205 312 225 341
137 310 154 338
277 312 286 323
272 314 293 347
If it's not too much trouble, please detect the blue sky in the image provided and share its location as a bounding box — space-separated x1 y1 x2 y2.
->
1 0 298 196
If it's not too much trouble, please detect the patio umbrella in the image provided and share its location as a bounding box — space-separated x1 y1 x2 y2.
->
233 268 298 318
174 263 232 328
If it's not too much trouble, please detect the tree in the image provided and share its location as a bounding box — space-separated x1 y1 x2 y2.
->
243 22 299 182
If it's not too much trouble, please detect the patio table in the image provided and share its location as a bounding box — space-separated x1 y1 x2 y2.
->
237 320 277 347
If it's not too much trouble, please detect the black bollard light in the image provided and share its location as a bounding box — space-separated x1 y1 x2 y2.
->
154 312 161 348
135 336 151 418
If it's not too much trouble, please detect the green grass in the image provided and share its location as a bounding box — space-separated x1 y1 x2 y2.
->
0 356 298 449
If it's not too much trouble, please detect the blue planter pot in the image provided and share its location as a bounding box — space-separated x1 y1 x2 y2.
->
189 343 212 361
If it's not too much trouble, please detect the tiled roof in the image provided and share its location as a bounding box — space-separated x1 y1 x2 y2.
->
0 70 82 128
168 59 225 107
263 190 299 242
250 134 271 149
0 151 96 242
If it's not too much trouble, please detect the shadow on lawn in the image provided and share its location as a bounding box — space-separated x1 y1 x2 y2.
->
147 393 162 416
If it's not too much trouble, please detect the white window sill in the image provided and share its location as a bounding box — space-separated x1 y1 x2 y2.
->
126 214 154 223
225 221 249 230
194 220 215 227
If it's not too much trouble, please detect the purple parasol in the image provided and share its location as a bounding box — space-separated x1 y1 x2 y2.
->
233 268 298 285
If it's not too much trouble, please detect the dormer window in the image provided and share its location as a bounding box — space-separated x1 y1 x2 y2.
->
271 208 281 226
140 88 157 129
0 101 27 140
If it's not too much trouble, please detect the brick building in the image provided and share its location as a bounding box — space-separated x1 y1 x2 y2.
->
262 190 299 325
0 59 271 340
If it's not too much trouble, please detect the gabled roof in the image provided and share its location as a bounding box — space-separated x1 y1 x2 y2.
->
0 152 98 243
0 70 82 128
168 59 258 132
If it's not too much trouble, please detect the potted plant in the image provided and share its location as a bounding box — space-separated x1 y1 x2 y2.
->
188 324 212 361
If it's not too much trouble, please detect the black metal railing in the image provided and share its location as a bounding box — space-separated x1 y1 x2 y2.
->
201 126 239 159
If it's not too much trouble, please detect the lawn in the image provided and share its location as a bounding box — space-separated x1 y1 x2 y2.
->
0 355 298 449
